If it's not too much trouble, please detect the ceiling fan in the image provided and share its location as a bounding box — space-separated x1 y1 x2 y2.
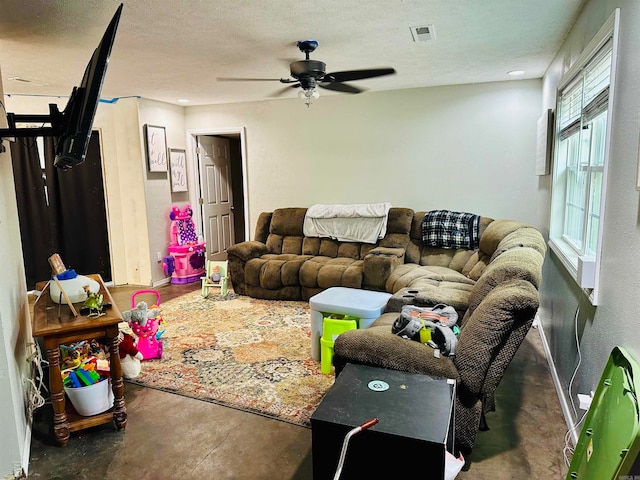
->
218 40 396 106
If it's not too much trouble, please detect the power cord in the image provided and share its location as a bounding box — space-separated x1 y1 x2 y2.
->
24 340 49 420
567 306 582 418
563 306 583 466
563 409 588 466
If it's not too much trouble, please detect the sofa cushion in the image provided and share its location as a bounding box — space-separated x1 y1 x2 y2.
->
489 226 547 262
463 247 544 321
265 208 307 254
245 254 311 290
299 256 364 289
405 212 493 267
453 280 539 397
270 208 307 236
333 324 460 380
384 264 475 312
478 220 534 258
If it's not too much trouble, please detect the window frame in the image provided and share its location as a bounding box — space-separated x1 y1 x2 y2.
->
548 9 620 306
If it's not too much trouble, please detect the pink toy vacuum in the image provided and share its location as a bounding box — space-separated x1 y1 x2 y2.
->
126 290 165 360
165 205 206 284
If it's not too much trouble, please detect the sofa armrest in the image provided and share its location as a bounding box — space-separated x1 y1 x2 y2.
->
333 326 460 381
227 241 269 262
226 241 269 295
363 247 406 291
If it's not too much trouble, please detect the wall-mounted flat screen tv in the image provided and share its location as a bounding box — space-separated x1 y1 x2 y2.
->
0 3 123 170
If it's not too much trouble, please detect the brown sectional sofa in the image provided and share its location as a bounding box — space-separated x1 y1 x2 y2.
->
226 207 414 300
333 215 546 455
227 206 546 455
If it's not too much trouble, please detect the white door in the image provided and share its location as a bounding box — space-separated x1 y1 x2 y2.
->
197 135 235 261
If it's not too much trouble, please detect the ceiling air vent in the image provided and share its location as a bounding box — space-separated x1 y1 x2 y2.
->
410 25 435 42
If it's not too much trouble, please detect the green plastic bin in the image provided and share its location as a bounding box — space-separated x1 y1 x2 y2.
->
320 315 358 374
567 346 640 479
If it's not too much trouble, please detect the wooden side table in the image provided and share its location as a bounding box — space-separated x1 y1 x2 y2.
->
33 274 127 446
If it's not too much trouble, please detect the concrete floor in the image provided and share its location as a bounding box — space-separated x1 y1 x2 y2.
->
26 282 569 479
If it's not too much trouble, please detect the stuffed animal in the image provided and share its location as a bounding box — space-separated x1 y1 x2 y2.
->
118 332 143 379
122 301 164 360
122 301 159 328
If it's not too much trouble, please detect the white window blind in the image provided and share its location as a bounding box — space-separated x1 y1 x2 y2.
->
549 9 619 306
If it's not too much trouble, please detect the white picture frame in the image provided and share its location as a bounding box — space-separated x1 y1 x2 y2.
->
144 124 168 172
169 148 188 192
536 109 554 176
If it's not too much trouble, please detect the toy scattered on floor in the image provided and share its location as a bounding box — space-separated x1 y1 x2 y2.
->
167 205 206 284
123 290 165 360
118 331 143 379
201 260 229 298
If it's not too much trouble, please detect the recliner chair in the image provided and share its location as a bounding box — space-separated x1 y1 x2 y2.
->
333 278 540 456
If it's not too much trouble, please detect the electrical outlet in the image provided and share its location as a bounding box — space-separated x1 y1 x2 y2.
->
578 392 593 410
157 251 162 262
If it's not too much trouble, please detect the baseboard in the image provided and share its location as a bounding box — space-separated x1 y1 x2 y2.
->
21 420 31 478
535 315 580 446
152 278 171 288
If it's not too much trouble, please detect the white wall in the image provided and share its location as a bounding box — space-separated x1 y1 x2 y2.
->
0 70 32 478
137 99 188 285
539 0 640 429
185 80 544 238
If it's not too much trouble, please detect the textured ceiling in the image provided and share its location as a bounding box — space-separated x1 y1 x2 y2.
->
0 0 585 106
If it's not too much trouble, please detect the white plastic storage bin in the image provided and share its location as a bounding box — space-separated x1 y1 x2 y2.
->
64 379 114 416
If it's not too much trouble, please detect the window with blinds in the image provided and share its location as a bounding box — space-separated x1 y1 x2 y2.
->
555 40 612 256
548 9 619 305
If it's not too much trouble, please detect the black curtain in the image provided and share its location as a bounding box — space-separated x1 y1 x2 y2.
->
10 139 55 288
10 132 112 289
44 132 112 282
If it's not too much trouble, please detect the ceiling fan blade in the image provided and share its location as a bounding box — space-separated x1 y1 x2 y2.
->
269 84 300 97
319 82 363 94
324 68 396 83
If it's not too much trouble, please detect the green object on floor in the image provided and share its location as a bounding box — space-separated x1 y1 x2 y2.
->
567 346 640 480
320 315 358 374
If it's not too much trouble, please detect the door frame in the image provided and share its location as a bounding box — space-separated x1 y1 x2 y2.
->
186 127 249 248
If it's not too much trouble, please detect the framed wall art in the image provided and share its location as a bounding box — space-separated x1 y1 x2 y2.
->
535 109 554 176
169 148 188 192
144 124 168 172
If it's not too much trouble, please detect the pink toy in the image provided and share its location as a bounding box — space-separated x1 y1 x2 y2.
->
125 290 165 360
167 205 206 284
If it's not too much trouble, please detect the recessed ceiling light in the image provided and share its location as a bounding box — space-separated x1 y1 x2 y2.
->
507 70 525 76
177 98 190 103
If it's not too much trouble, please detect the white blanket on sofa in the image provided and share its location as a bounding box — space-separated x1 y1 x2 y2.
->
303 203 392 244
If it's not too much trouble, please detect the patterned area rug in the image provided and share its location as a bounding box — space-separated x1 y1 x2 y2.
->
124 290 334 427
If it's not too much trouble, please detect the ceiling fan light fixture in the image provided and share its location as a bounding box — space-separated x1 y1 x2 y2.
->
298 88 319 107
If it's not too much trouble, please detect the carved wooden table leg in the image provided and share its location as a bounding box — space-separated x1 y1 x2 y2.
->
107 327 127 430
45 341 70 446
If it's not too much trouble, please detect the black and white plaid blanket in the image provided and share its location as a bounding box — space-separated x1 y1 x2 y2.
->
421 210 480 250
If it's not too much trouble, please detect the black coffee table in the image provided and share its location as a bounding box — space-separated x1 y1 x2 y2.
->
311 363 455 479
